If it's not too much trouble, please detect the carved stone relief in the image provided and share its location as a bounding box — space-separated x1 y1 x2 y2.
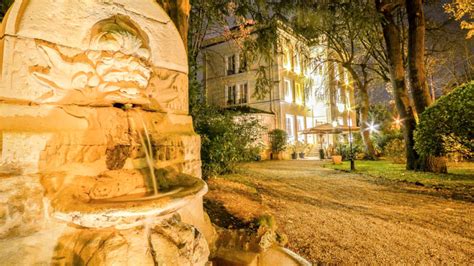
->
30 25 153 106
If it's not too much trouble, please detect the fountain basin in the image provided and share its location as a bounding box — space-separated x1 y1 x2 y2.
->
51 174 207 229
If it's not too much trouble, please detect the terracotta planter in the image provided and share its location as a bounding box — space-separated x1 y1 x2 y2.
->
271 152 283 160
332 155 342 164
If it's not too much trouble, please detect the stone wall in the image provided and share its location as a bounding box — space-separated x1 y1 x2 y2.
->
0 1 212 264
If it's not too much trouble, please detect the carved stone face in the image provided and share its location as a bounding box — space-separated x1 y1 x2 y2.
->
31 22 153 105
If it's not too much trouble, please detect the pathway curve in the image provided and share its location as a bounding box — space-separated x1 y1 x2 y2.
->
206 160 474 264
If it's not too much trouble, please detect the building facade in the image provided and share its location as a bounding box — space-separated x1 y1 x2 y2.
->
200 22 356 157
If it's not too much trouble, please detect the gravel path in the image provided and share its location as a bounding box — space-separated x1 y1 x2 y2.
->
205 160 474 264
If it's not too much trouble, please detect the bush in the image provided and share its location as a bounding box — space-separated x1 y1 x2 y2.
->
372 130 403 156
268 129 287 153
192 104 265 177
384 138 406 164
336 142 363 161
414 82 474 159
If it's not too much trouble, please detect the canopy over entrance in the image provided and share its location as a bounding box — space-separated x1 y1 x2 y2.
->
302 123 360 135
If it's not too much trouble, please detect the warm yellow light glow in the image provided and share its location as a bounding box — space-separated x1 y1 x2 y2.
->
394 117 401 125
337 103 345 113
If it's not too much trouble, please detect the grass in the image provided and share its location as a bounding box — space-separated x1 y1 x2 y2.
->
324 160 474 189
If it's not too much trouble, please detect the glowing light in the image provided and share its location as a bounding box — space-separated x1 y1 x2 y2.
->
337 103 345 113
392 116 403 129
366 121 379 134
393 116 402 125
332 121 338 128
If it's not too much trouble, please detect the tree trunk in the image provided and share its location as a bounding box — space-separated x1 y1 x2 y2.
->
375 1 419 169
345 65 377 160
156 0 190 46
405 0 432 115
358 82 378 160
405 0 447 172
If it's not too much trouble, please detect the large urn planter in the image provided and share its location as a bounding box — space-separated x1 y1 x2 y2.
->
332 155 342 164
291 152 298 160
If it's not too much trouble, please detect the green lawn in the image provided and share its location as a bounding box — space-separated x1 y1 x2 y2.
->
324 160 474 189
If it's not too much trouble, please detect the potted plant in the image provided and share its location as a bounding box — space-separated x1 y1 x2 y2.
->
302 144 313 159
268 129 288 160
332 145 342 164
288 143 298 159
297 142 311 159
319 148 325 159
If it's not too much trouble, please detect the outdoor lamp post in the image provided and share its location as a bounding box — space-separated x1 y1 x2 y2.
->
338 103 355 171
348 111 355 171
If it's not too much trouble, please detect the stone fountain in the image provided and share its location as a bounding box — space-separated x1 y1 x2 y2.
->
0 1 213 264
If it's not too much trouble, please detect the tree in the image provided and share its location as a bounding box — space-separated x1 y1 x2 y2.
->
444 0 474 39
292 1 380 159
269 129 288 155
374 0 420 169
425 1 474 94
405 0 433 115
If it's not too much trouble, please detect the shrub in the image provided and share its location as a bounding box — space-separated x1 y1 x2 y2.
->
414 82 474 159
384 138 406 164
268 129 287 153
336 142 363 161
192 104 265 177
372 130 403 156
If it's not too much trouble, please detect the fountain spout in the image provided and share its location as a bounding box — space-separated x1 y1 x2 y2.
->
132 115 159 195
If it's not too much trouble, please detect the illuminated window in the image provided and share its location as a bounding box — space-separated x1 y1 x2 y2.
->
284 79 293 103
286 114 295 142
305 85 312 107
238 53 248 73
226 54 236 75
226 85 236 105
295 83 303 105
294 52 301 74
297 116 305 131
338 117 344 126
283 45 293 70
297 116 305 142
238 83 248 104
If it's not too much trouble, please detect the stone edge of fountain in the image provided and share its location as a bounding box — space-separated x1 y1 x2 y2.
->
51 178 208 229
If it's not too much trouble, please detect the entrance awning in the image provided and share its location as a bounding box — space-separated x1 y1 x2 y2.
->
302 123 360 135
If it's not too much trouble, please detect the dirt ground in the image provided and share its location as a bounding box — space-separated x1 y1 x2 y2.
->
204 160 474 264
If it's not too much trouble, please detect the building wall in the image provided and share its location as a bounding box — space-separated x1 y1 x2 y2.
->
200 23 356 154
202 38 275 113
